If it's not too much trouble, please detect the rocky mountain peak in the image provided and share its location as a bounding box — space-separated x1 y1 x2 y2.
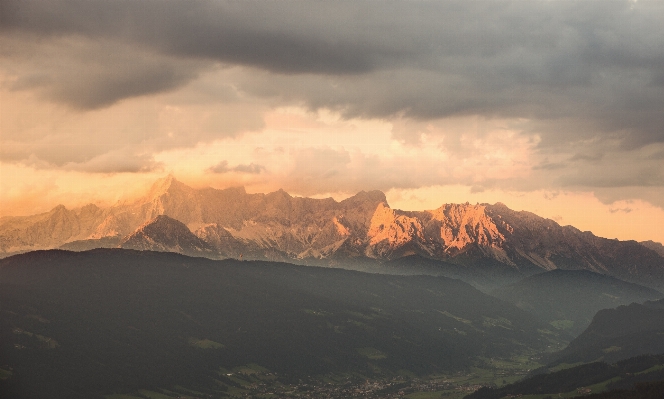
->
428 203 506 250
144 214 177 226
264 188 293 205
79 203 100 213
640 240 664 257
50 204 68 213
214 186 247 196
367 203 423 247
120 215 212 255
341 190 387 208
145 174 191 200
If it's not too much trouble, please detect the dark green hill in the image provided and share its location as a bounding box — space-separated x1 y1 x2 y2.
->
576 380 664 399
466 353 664 399
548 299 664 367
382 254 527 292
0 249 564 399
492 269 663 336
58 236 121 251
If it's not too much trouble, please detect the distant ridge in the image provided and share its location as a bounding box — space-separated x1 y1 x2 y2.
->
1 176 664 289
641 240 664 257
493 269 663 335
119 215 214 256
549 298 664 366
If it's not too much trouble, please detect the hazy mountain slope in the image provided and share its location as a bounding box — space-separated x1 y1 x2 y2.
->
641 240 664 257
1 176 663 290
381 254 525 291
58 236 121 251
129 176 387 259
0 204 109 253
492 270 663 335
0 249 565 399
482 204 664 288
548 299 664 366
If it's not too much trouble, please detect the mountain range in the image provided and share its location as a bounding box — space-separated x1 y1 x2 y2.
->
2 175 664 289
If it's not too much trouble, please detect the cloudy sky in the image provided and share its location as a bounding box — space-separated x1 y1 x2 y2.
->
1 0 664 243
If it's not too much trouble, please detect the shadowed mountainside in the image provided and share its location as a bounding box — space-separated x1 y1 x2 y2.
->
547 298 664 367
492 270 663 336
0 249 566 399
466 353 664 399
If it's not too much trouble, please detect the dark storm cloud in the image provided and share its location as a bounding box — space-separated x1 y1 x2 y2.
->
64 151 164 173
609 207 633 214
570 153 604 162
560 165 664 188
233 163 266 174
2 0 664 178
533 160 568 171
46 51 198 110
2 0 397 74
207 161 266 175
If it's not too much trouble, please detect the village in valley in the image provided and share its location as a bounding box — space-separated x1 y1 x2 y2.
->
137 361 533 399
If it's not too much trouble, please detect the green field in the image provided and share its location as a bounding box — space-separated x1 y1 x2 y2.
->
357 347 388 359
188 338 225 349
0 369 12 380
137 390 176 399
550 319 574 330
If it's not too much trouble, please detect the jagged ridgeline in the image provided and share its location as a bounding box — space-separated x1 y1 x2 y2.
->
1 176 664 291
0 249 565 399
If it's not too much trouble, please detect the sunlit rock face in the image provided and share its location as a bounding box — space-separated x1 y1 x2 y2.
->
430 203 507 251
363 202 511 261
366 203 424 258
0 204 110 253
1 176 663 288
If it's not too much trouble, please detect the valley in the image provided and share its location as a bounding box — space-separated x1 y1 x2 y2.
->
0 249 561 398
1 248 663 398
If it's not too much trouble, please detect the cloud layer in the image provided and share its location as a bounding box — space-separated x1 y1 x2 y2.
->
1 0 664 209
3 0 663 142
